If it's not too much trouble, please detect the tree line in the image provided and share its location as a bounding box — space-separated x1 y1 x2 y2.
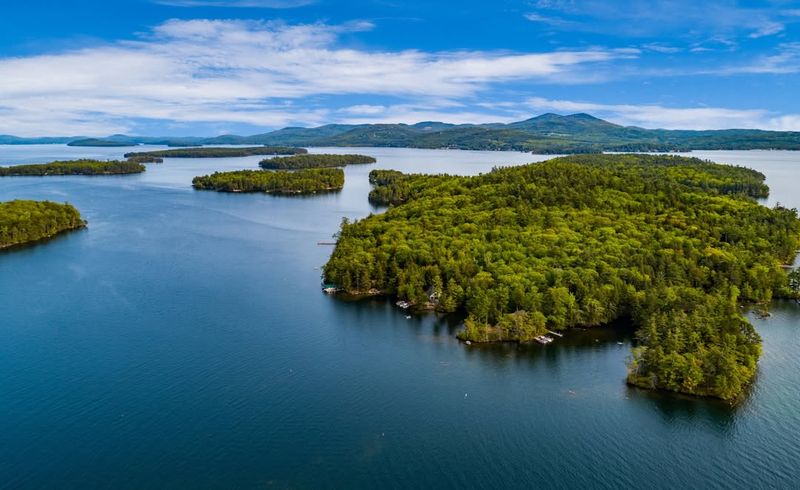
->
192 168 344 194
0 200 85 249
0 160 145 176
260 153 376 169
124 146 307 159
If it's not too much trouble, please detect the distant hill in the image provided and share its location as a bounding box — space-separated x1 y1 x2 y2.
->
67 138 131 147
5 113 800 153
0 135 79 145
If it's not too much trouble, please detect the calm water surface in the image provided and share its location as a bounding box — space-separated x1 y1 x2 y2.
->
0 147 798 489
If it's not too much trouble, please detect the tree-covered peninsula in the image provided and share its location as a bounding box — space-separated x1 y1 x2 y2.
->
0 159 145 176
125 155 163 164
259 153 376 169
323 154 800 401
0 200 85 249
124 146 307 159
192 168 344 194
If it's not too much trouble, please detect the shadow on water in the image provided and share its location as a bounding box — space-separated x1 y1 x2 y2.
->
625 384 742 431
331 294 749 429
192 188 343 199
0 226 87 257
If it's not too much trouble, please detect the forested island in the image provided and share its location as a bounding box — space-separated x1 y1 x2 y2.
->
192 168 344 194
260 153 376 169
0 200 85 249
125 155 163 164
67 138 130 147
323 154 800 401
0 159 145 176
124 146 307 159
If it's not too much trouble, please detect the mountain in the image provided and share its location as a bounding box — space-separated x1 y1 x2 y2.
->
0 135 80 145
5 113 800 153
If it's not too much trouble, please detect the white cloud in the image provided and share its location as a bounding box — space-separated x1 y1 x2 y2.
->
152 0 316 7
523 12 575 27
526 0 799 40
336 104 526 125
717 43 800 74
0 19 623 136
641 43 681 54
526 97 800 131
342 105 387 115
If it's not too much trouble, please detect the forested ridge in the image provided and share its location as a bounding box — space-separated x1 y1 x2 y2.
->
10 112 800 152
124 146 307 159
192 168 344 194
259 153 376 169
323 154 800 400
0 200 85 249
0 159 145 176
67 138 129 147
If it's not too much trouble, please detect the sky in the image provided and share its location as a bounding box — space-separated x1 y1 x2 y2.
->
0 0 799 136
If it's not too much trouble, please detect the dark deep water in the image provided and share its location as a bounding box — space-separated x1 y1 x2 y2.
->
1 147 799 489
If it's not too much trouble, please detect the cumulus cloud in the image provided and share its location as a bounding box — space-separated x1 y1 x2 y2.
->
525 97 800 131
0 19 623 136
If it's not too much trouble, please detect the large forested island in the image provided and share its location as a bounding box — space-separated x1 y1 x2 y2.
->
323 154 800 401
259 153 376 169
124 146 307 159
0 159 145 176
0 200 85 249
192 168 344 194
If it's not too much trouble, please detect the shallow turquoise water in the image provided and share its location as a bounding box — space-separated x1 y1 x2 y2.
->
0 147 798 488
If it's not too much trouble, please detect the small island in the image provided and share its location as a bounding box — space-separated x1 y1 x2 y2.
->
259 153 376 169
124 146 308 159
192 168 344 194
0 200 86 249
323 154 800 401
0 159 145 176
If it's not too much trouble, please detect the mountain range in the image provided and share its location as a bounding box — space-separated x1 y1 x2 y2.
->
3 113 800 153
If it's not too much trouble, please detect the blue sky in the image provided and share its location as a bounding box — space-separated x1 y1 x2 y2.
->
0 0 798 136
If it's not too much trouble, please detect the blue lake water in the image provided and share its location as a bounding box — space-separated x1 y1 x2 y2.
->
0 146 799 488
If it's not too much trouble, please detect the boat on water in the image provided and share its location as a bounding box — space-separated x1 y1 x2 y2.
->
534 335 554 345
396 300 413 309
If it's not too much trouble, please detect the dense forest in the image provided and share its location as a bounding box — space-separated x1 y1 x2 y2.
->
323 154 800 400
0 200 85 249
124 146 307 159
192 168 344 194
0 159 145 176
260 153 376 169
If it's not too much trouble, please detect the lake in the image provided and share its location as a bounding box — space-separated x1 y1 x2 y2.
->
1 147 798 488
